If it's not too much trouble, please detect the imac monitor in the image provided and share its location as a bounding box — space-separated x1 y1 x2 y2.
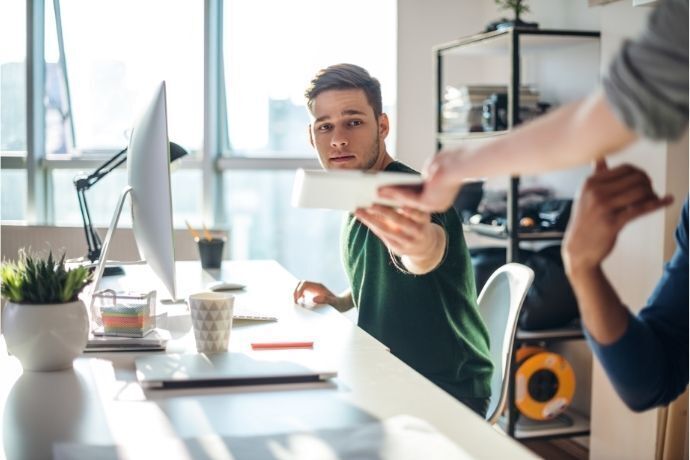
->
126 82 176 300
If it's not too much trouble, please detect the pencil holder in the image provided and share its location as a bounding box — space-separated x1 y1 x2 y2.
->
196 237 226 269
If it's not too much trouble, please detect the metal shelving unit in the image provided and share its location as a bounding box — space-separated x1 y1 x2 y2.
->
516 324 586 343
435 27 600 441
463 223 565 241
499 408 591 440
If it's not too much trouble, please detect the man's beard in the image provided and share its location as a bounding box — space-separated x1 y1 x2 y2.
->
362 132 381 171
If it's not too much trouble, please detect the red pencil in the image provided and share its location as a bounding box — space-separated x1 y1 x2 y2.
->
251 341 314 350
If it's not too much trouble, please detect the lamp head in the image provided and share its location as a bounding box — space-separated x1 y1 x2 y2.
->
169 142 188 162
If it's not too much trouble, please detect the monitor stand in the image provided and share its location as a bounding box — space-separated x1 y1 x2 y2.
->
91 186 133 287
88 185 134 325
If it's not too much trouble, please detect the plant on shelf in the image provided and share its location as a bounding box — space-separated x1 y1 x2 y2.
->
1 249 93 371
486 0 539 32
496 0 530 20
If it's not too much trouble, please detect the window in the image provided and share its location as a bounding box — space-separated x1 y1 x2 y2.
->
1 170 27 221
3 0 397 295
51 167 200 228
1 0 27 221
223 170 347 292
222 0 397 157
50 0 204 154
1 0 27 152
219 0 397 292
45 0 205 227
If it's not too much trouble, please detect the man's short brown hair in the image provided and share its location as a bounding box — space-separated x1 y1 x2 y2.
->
304 63 383 118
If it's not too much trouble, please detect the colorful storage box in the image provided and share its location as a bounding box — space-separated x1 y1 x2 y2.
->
91 289 156 337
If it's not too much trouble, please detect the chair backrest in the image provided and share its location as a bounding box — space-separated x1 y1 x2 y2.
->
477 262 534 424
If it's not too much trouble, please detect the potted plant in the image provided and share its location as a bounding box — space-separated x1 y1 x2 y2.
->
486 0 539 32
1 249 92 371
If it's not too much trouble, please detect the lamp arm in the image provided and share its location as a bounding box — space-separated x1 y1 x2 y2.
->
76 187 102 262
73 146 127 262
83 147 128 188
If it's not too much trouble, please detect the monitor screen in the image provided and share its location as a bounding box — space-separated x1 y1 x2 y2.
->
126 82 176 300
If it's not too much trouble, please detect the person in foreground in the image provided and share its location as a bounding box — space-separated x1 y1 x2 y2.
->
292 63 493 416
380 0 688 410
562 160 687 411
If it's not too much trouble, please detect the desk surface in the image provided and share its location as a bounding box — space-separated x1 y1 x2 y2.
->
0 260 535 459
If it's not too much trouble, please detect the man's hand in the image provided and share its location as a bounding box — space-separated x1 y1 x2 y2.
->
563 160 673 276
378 150 465 213
562 160 673 345
293 281 353 312
354 204 446 274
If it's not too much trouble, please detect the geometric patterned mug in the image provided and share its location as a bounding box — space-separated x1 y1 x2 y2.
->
188 292 235 353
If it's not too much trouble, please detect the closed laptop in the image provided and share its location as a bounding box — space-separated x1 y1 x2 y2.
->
135 352 337 389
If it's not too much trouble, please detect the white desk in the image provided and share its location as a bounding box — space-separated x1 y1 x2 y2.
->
0 260 535 459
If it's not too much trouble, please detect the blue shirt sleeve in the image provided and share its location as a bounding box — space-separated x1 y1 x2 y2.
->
586 198 689 411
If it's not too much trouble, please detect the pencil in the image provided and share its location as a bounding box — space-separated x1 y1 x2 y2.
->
202 223 212 241
251 341 314 350
185 220 201 240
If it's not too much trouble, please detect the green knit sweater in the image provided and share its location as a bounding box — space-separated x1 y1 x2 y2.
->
342 161 492 400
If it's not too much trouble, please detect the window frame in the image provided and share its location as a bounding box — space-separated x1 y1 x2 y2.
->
2 0 356 227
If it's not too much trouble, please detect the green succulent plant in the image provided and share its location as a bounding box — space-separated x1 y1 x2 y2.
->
495 0 530 19
0 249 92 304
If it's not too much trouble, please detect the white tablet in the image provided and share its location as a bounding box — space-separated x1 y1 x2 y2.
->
291 169 423 211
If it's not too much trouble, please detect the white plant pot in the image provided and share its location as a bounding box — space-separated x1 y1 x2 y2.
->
2 299 89 371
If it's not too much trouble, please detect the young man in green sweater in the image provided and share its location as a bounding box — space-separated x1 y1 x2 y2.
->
292 63 492 417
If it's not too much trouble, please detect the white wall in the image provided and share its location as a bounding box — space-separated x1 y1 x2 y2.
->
396 0 488 170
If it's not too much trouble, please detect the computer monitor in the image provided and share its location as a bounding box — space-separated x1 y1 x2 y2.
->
90 81 176 301
127 82 176 299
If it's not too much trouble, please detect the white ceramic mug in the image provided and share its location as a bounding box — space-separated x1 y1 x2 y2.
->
188 292 234 353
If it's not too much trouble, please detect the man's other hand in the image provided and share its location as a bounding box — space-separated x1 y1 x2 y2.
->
563 160 673 276
293 280 352 311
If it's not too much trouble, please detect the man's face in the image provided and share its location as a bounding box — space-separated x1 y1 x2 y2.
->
308 89 389 171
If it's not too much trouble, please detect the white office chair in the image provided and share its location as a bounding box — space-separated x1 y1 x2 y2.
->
477 263 535 425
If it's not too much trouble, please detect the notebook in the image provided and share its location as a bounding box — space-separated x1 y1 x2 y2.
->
135 352 337 389
85 328 170 352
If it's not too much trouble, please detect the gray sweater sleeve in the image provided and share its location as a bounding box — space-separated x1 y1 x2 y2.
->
603 0 688 140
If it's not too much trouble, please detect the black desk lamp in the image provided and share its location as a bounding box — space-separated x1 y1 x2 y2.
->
73 142 188 276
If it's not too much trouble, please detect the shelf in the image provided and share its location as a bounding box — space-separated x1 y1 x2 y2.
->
498 409 590 441
438 27 597 443
516 324 585 342
436 28 600 57
436 131 507 142
463 223 565 241
515 231 565 241
463 223 507 238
